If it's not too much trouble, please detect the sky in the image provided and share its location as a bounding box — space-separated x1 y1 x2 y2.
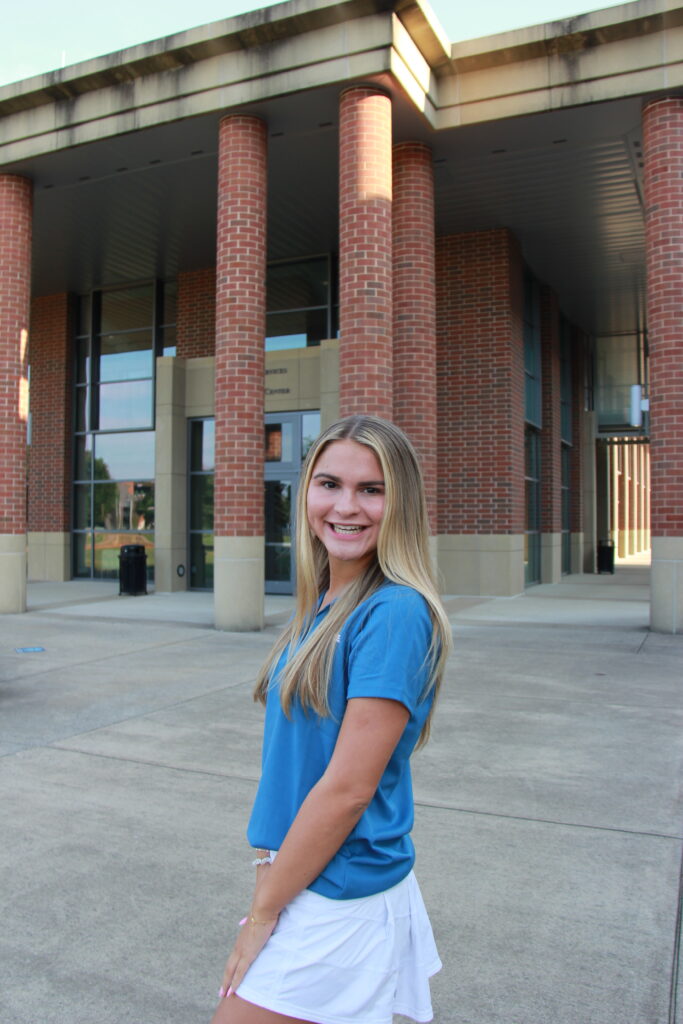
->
1 0 629 88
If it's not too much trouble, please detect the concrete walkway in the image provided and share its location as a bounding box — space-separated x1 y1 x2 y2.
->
1 560 681 1023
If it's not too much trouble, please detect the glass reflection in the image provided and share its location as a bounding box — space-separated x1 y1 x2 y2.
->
265 479 292 576
74 485 92 529
94 432 155 480
190 533 214 590
98 380 153 430
267 258 328 311
74 436 93 481
190 419 215 473
265 308 327 352
100 286 154 333
302 412 321 458
93 481 154 530
75 386 89 432
73 533 93 577
99 331 153 382
93 532 154 580
265 423 293 463
190 476 214 532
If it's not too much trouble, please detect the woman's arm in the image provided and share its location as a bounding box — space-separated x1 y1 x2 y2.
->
219 696 410 996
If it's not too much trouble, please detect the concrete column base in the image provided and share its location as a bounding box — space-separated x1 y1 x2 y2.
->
650 537 683 634
155 357 188 593
0 534 27 612
436 534 524 597
27 532 70 581
570 532 584 575
541 532 562 583
214 536 264 630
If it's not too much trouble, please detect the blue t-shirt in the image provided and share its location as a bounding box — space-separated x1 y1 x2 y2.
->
247 582 435 899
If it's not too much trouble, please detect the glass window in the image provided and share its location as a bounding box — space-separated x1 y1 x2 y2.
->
265 480 292 583
190 419 215 473
188 417 215 591
267 258 329 312
73 533 93 578
75 386 89 433
302 412 321 459
265 309 328 352
190 476 214 532
190 533 214 590
265 422 293 463
74 436 93 481
76 338 90 384
100 285 154 333
74 485 92 530
97 380 153 430
94 432 155 481
595 334 643 430
99 331 153 382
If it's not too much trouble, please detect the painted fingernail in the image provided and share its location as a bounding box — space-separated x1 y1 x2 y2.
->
239 916 248 925
218 987 225 998
227 987 234 997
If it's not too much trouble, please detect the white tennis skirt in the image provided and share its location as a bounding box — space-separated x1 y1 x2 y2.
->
236 869 441 1024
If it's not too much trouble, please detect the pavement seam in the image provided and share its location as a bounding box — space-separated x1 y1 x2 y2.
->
669 844 683 1024
47 743 261 783
38 745 683 843
412 797 683 841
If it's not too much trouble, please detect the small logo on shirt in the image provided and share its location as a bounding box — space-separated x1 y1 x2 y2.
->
335 633 342 644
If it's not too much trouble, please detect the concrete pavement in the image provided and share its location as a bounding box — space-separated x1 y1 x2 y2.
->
1 559 681 1023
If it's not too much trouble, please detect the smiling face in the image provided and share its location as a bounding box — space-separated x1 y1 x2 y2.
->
306 438 386 585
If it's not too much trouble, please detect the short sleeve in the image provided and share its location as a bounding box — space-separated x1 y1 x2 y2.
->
345 587 433 714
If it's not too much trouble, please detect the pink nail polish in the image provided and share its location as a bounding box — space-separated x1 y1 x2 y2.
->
239 917 248 926
218 987 225 998
227 987 234 997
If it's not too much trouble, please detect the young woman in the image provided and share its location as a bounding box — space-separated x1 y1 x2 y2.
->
211 414 452 1024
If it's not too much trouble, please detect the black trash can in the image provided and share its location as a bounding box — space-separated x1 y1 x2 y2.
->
597 540 615 574
119 544 148 595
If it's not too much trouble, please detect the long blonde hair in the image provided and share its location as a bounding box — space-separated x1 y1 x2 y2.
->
254 415 452 746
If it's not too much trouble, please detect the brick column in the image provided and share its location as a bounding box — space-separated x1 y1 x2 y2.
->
0 175 32 613
436 229 526 596
643 98 683 632
27 293 73 581
540 288 562 582
393 142 437 533
214 115 266 630
339 86 392 418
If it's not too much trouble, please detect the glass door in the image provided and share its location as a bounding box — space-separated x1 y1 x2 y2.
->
264 411 320 594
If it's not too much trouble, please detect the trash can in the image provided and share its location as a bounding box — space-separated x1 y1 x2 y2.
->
119 544 148 595
597 540 615 575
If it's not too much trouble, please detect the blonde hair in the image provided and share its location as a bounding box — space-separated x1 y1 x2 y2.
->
254 415 452 746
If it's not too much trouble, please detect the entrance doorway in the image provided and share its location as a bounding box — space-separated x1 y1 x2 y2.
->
264 411 321 594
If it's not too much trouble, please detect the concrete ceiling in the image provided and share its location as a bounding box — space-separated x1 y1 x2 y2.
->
19 80 645 338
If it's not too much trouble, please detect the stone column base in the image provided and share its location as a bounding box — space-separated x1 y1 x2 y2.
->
571 532 585 575
0 534 27 612
214 536 264 630
27 532 70 581
650 537 683 634
541 532 562 583
436 534 524 596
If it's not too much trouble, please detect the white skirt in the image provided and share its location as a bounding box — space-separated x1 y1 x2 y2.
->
236 870 441 1024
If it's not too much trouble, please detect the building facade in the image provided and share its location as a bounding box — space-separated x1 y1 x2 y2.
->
0 0 681 630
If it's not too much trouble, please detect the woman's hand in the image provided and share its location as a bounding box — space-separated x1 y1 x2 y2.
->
218 913 279 998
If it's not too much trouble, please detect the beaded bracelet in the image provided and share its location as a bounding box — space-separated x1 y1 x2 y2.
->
251 848 273 867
